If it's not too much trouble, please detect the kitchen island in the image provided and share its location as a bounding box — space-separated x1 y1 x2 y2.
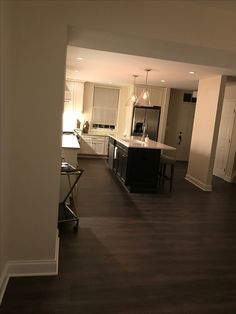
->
108 135 175 193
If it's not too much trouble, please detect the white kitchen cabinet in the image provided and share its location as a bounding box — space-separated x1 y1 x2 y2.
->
90 141 104 155
64 79 84 112
78 134 109 156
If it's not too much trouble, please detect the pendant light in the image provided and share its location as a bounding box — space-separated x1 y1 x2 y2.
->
136 69 152 106
143 69 151 104
131 74 138 104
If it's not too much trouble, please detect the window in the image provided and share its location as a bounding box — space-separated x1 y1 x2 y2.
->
92 86 119 130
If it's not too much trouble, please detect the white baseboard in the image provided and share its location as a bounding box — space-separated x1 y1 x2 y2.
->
213 169 233 183
185 173 212 191
224 175 233 183
213 168 224 179
0 264 9 305
0 233 59 304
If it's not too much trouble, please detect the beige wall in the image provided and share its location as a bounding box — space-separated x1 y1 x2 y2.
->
230 120 236 183
1 0 236 300
0 0 8 289
68 1 236 69
82 82 94 125
116 86 133 137
158 88 171 143
225 83 236 99
1 1 67 282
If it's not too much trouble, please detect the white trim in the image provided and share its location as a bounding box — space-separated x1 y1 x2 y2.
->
185 173 213 191
213 168 225 179
8 233 59 276
0 264 9 304
213 169 233 183
0 233 59 304
224 175 233 183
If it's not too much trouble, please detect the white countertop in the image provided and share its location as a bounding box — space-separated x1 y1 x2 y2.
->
62 134 80 149
110 135 176 150
74 128 115 137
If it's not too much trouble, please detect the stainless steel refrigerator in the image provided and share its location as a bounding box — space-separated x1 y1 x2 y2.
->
131 105 161 141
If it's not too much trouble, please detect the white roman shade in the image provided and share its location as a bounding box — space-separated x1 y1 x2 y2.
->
92 86 119 127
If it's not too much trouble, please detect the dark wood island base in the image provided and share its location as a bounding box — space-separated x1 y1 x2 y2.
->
108 136 175 193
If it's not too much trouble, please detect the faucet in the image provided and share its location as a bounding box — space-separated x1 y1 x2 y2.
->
141 124 146 142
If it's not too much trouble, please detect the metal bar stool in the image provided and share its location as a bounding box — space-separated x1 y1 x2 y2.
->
159 154 176 192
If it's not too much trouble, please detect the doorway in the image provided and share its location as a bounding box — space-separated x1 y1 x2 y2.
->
213 99 236 181
164 89 196 161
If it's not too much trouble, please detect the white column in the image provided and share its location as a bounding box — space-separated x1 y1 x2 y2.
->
158 87 171 143
186 75 226 191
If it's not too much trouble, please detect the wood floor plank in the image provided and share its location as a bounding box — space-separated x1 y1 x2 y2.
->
1 159 236 314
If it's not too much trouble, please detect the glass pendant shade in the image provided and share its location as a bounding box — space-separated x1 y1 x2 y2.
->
131 94 137 102
143 92 147 99
135 69 151 106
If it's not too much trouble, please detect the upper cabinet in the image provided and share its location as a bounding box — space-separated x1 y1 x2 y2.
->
149 87 163 105
64 79 84 112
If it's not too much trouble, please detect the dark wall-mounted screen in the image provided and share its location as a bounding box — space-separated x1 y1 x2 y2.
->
183 93 196 103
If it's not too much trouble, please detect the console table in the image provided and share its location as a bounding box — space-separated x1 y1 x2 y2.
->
58 163 83 230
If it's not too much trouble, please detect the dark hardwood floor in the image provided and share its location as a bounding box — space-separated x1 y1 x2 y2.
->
1 159 236 314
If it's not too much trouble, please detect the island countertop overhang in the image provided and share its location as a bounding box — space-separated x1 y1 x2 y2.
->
109 135 176 151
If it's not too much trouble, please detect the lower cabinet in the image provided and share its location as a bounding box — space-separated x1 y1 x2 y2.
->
90 141 104 155
78 135 108 156
108 137 161 192
108 139 115 169
127 148 160 191
116 143 128 183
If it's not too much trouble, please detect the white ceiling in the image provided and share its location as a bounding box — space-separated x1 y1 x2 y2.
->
66 45 236 91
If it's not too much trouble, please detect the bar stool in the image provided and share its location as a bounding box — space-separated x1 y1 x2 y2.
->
159 154 176 192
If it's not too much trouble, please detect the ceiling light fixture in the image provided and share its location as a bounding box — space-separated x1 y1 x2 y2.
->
76 57 83 60
189 71 195 75
131 74 138 104
136 69 152 106
161 79 166 83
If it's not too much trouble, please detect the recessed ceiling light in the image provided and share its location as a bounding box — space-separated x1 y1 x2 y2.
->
76 57 83 60
189 71 195 75
108 81 113 84
75 70 79 72
161 79 166 83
